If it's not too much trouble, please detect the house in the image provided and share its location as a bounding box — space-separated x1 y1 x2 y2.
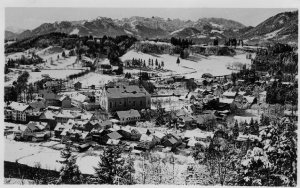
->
39 110 59 129
101 131 122 144
99 85 151 112
194 114 216 126
10 102 32 122
74 82 82 90
178 116 197 129
84 120 101 132
162 137 177 148
187 139 209 150
15 121 51 141
237 79 245 85
29 101 46 112
165 78 174 84
222 91 237 99
184 129 213 142
135 141 155 151
54 122 73 138
43 81 60 90
219 98 236 111
4 109 12 120
116 109 141 125
152 131 166 144
223 82 232 90
117 126 132 140
173 76 185 82
190 102 203 115
161 133 182 149
243 96 257 106
54 110 81 123
38 90 71 108
61 129 92 143
26 111 43 122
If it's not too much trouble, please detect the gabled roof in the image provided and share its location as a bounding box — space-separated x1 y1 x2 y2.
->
222 91 237 97
10 102 30 112
99 120 113 128
29 101 46 109
55 95 68 101
40 110 58 120
153 131 165 139
12 124 28 132
140 134 153 142
107 131 122 140
117 110 140 119
244 96 256 104
219 98 234 104
167 137 177 145
184 129 213 139
179 116 195 122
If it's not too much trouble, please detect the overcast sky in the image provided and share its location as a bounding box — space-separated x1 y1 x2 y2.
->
5 8 297 30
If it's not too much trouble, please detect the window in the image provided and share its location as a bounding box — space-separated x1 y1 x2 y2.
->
133 101 136 106
140 101 142 106
119 101 122 105
124 102 127 107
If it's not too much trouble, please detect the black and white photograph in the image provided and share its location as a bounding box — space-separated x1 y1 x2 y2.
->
2 0 299 186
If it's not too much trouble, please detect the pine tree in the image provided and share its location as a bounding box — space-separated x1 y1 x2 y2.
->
233 120 239 139
176 57 180 66
93 146 135 185
155 59 158 66
58 144 83 184
62 51 66 58
161 61 164 67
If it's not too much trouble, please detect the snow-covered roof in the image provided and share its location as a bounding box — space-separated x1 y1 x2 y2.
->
12 124 28 132
222 91 236 97
219 98 234 104
70 93 88 103
244 96 256 104
153 131 166 139
184 129 213 139
140 134 153 142
10 102 30 112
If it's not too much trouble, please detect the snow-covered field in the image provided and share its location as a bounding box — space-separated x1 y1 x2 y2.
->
75 72 117 88
264 28 283 40
121 50 252 80
5 69 83 86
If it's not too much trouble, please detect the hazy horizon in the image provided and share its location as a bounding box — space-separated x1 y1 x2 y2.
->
6 8 297 31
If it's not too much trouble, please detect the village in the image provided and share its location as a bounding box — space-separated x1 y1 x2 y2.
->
3 7 298 185
4 40 298 179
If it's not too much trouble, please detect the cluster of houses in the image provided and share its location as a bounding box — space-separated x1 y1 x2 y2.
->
4 61 298 157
